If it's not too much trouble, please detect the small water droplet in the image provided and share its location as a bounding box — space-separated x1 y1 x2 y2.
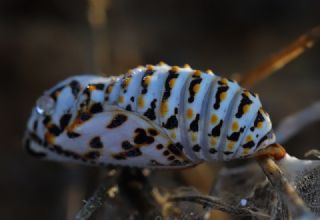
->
240 198 248 207
36 95 55 115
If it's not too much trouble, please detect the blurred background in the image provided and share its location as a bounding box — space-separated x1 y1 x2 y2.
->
1 0 319 219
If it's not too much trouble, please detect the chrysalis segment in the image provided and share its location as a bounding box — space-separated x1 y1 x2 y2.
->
159 66 195 161
25 75 102 157
42 106 192 167
77 77 112 114
46 75 98 126
136 65 170 123
183 70 216 160
221 90 262 160
105 77 122 104
205 78 241 159
237 108 275 158
117 67 145 111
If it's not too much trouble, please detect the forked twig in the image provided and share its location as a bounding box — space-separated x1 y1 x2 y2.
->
74 170 119 220
240 26 320 87
257 157 316 219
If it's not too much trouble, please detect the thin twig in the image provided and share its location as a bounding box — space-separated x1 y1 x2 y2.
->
65 167 88 220
257 157 316 219
275 101 320 144
169 194 269 218
74 169 119 220
240 26 320 87
118 168 163 219
304 149 320 159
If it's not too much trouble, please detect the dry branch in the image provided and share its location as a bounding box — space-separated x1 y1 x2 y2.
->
117 168 163 219
170 194 269 218
257 157 316 219
240 26 320 87
74 169 119 220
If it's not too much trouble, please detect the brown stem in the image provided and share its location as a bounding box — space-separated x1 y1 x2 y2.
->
240 26 320 87
254 143 287 161
257 157 316 219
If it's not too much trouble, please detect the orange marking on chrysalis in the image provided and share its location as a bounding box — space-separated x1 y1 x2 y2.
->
137 96 144 108
169 78 176 89
210 114 218 124
118 95 124 103
220 91 227 101
231 121 239 131
245 135 253 142
243 104 250 114
45 133 55 144
123 78 131 89
193 70 201 77
170 131 176 139
88 85 96 91
146 65 155 71
144 75 152 85
158 61 166 66
192 83 200 93
170 66 179 73
220 78 228 85
210 137 217 145
160 101 168 117
206 69 213 74
107 86 113 94
191 132 197 142
227 141 235 150
183 64 191 68
257 122 263 129
186 108 193 119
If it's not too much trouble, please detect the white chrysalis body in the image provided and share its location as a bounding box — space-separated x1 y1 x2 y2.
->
25 64 276 168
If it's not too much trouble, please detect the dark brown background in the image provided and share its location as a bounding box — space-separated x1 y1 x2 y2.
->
1 0 319 219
